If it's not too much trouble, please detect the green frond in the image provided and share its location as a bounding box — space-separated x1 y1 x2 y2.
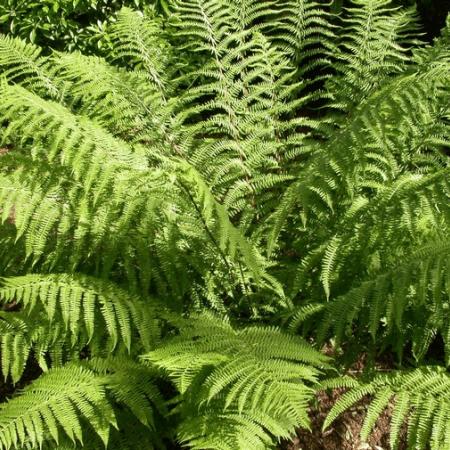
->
171 0 234 55
50 52 164 140
320 235 341 300
27 406 166 450
0 172 62 260
0 274 161 352
108 8 169 89
0 82 147 175
327 0 422 110
269 59 449 250
143 313 328 448
0 313 32 383
286 303 325 334
0 35 59 97
175 161 272 285
0 310 74 382
88 356 167 429
175 27 318 218
322 380 376 432
177 409 277 450
270 0 334 69
0 365 116 450
324 366 450 450
318 239 450 348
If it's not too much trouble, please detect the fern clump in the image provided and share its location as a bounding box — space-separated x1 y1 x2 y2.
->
144 314 329 449
0 1 448 449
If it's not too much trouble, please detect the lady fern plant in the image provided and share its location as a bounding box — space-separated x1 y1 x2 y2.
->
0 1 448 449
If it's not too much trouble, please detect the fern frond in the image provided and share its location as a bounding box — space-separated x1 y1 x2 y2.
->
0 35 59 97
0 274 161 352
0 5 448 449
171 0 234 56
0 365 116 450
143 313 329 447
0 313 32 383
50 52 164 140
108 8 169 89
324 366 450 450
271 0 334 71
177 409 277 450
318 239 450 349
328 0 422 110
175 161 271 284
88 356 167 429
0 83 147 174
0 311 76 382
175 28 319 218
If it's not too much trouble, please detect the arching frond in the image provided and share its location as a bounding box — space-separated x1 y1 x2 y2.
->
316 239 450 354
0 274 161 352
323 366 450 450
0 35 59 97
0 365 116 450
50 52 165 140
144 313 329 447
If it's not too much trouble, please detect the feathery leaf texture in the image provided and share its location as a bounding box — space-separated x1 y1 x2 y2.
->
0 1 448 449
144 314 329 449
323 367 450 450
0 366 116 450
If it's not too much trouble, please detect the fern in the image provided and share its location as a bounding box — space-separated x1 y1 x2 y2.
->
108 8 169 89
87 356 167 430
0 35 58 98
0 1 448 449
144 313 329 449
0 358 167 450
327 0 422 110
323 366 450 450
0 365 116 449
1 274 162 348
0 274 162 383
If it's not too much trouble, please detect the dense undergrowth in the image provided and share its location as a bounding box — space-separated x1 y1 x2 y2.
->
0 0 170 53
0 1 449 449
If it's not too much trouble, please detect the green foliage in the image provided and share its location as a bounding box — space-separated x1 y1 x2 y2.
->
323 366 450 450
0 274 161 363
0 1 448 449
0 0 163 53
0 365 116 449
144 314 329 449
